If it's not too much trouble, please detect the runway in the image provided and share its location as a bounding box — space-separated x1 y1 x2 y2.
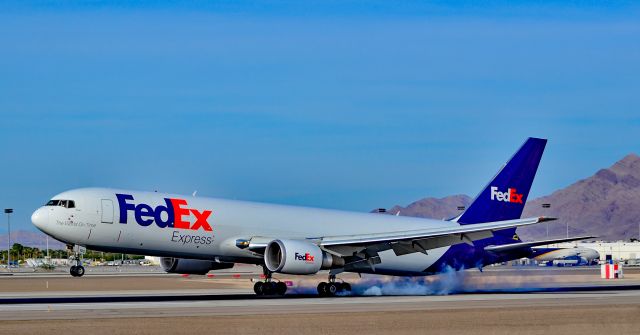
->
1 288 640 319
1 267 639 334
2 282 640 305
1 290 639 335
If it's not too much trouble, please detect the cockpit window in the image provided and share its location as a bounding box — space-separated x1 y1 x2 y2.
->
45 199 75 208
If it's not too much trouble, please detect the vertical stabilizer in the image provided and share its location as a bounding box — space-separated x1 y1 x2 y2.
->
457 137 547 225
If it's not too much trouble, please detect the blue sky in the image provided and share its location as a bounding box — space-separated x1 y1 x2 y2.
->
1 1 639 231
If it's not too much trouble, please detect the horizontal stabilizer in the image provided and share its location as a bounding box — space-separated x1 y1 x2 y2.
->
484 235 596 253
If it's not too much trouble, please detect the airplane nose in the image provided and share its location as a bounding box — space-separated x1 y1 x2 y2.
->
31 207 49 230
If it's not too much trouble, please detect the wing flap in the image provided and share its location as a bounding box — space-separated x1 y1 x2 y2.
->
390 230 496 256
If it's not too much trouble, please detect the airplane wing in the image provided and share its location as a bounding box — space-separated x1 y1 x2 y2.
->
316 216 556 257
240 217 556 273
320 217 553 246
484 235 596 253
243 217 556 260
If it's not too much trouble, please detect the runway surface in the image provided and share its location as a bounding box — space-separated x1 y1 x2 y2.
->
1 288 640 318
1 266 639 334
1 290 639 335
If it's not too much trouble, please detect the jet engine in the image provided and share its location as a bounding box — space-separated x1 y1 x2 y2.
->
160 257 234 275
264 239 344 275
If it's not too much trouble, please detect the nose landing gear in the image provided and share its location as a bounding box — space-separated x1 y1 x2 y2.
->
317 274 351 297
68 245 86 277
70 264 85 277
253 267 287 296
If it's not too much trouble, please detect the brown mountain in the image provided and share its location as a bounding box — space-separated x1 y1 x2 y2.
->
519 153 640 241
382 154 640 242
385 194 472 220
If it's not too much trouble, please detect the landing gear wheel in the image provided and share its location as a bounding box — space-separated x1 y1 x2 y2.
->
317 282 327 296
254 266 287 296
70 265 85 277
69 245 86 278
275 282 287 295
318 273 352 297
263 282 274 295
254 281 264 295
327 282 340 296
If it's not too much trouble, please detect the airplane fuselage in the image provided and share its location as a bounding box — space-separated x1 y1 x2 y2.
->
32 187 528 276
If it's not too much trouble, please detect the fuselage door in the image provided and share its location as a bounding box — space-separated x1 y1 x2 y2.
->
101 199 114 223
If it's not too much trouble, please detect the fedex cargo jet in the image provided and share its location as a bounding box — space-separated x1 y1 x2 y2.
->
31 138 591 296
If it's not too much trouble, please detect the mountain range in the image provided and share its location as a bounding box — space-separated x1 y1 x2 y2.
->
0 230 66 250
382 154 640 242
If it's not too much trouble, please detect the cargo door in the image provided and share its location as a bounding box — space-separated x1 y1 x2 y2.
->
101 199 114 223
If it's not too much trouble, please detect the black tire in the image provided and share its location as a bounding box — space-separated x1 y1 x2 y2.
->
254 281 264 295
327 282 339 296
76 266 85 277
317 282 327 296
262 282 274 295
275 282 287 296
70 265 77 277
342 282 352 293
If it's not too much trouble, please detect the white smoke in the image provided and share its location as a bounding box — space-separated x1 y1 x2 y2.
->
288 266 570 296
353 266 466 296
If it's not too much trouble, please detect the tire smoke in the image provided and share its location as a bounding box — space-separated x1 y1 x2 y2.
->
288 266 571 296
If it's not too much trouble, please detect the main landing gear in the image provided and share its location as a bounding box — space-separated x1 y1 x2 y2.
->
317 274 351 297
253 267 287 296
69 245 85 277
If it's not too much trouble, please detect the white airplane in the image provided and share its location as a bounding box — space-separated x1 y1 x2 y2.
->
31 138 590 296
532 246 600 266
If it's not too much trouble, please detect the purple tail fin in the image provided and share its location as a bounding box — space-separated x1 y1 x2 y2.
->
457 137 547 225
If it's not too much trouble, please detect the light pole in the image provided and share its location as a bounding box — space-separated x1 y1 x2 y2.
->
4 209 13 270
541 204 550 238
46 235 50 264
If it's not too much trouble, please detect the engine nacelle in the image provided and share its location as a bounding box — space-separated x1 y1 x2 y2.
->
160 257 234 275
264 239 343 275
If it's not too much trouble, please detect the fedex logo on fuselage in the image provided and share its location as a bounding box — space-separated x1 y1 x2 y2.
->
490 186 523 204
294 252 314 263
116 194 212 231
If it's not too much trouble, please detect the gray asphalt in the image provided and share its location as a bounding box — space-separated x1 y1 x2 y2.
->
1 266 639 322
1 289 639 321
